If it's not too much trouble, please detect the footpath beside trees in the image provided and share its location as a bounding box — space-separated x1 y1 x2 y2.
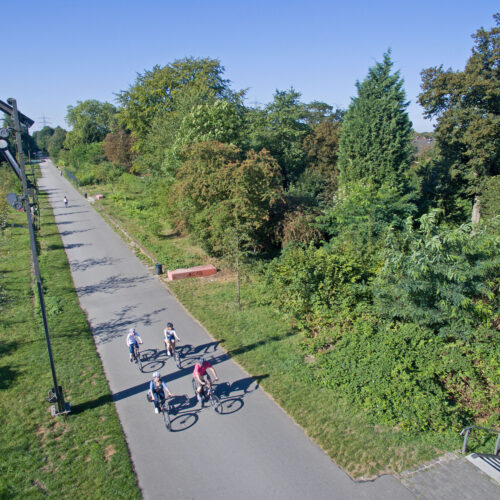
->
55 16 498 450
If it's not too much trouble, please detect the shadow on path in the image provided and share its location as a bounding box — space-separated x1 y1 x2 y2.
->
59 228 95 237
76 274 152 297
92 305 167 344
70 256 122 272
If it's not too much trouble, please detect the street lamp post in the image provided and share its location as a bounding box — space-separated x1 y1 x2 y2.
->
1 98 69 416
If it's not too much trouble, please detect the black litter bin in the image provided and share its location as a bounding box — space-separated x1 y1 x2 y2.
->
155 263 163 275
84 192 87 198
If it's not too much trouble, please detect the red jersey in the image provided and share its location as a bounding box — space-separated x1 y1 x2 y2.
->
193 361 212 378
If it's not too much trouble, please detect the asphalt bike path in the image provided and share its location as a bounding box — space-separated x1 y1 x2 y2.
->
39 160 414 500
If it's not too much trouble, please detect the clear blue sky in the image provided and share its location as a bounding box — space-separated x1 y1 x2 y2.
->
2 1 498 133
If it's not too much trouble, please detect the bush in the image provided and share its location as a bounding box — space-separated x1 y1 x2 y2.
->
313 319 462 431
266 243 370 332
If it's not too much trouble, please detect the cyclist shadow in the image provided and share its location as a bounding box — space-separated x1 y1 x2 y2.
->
140 348 167 373
168 394 200 432
224 375 268 396
174 343 212 370
213 375 269 416
190 340 222 356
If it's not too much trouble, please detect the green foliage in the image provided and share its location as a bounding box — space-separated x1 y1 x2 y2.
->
46 127 67 161
117 57 237 157
65 142 105 169
374 210 500 341
313 319 461 431
102 129 133 169
301 121 341 204
481 175 500 221
33 126 54 152
266 243 369 332
64 99 117 148
338 51 413 190
0 198 8 234
0 166 19 233
176 99 244 147
418 14 500 222
246 88 310 188
318 180 417 265
171 142 283 254
303 101 344 126
278 208 323 247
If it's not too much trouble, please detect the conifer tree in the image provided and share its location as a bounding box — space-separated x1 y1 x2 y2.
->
338 52 413 190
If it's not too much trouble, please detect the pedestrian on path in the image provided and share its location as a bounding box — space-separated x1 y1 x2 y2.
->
63 195 68 208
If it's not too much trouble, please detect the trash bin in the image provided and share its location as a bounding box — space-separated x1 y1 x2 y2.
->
84 192 87 198
155 263 163 275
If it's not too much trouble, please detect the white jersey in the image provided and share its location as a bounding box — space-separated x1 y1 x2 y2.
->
127 332 142 346
164 328 177 340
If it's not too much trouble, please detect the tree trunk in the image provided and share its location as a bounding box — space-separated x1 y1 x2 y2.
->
471 195 481 224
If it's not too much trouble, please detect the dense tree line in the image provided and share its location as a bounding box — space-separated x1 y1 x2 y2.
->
33 14 499 433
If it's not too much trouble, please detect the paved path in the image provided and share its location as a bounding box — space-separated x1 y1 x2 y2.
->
39 160 415 499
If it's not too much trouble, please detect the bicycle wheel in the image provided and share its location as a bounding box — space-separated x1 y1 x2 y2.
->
162 403 171 431
137 354 143 372
174 348 181 369
209 392 220 412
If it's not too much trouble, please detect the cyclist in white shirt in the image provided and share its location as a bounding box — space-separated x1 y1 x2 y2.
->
126 327 142 363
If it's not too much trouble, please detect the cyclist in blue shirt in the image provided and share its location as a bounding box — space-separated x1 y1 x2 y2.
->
149 372 173 414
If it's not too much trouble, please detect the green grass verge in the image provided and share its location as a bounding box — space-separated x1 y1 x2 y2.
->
0 188 140 498
74 176 466 479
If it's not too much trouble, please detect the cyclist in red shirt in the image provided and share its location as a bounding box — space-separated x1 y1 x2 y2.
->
193 357 218 403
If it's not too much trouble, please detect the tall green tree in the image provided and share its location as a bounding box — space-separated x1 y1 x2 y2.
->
33 126 54 153
419 14 500 223
247 88 310 189
116 58 237 156
171 142 283 254
338 51 413 190
303 101 344 126
175 99 244 148
301 120 342 203
46 127 67 161
64 100 117 148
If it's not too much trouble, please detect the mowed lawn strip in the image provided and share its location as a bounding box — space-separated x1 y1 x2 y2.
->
78 176 453 479
0 187 140 498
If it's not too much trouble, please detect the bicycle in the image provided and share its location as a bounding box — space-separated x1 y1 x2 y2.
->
147 393 173 431
131 345 143 372
173 342 182 369
192 377 220 412
160 396 173 431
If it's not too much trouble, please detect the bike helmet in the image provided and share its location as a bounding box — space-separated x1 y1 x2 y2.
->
153 372 160 379
167 322 173 328
198 357 205 365
129 328 136 334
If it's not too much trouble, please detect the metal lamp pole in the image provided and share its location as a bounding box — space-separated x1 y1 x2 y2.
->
5 98 68 416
